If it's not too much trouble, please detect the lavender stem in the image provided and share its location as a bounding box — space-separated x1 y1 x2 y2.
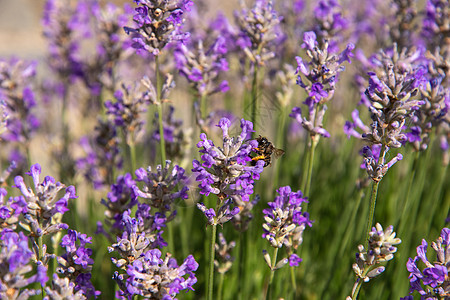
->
250 64 260 138
155 56 166 165
207 224 217 300
265 247 279 300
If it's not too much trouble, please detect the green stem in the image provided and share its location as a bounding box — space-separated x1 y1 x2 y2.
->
155 56 166 165
129 140 136 174
290 265 297 295
273 105 287 189
217 272 224 300
200 93 207 120
364 144 387 249
250 64 260 137
167 221 174 255
38 235 46 298
365 181 380 249
238 231 246 300
302 134 319 212
207 224 217 300
265 247 279 300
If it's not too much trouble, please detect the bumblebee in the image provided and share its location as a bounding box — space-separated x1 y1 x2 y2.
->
250 135 285 167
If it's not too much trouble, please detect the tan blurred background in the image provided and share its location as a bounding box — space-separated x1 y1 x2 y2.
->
0 0 236 59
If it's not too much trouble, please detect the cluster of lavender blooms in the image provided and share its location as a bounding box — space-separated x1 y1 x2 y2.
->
124 0 193 56
262 186 312 270
0 100 7 136
290 31 354 139
404 0 450 158
133 160 189 221
214 232 236 274
152 105 193 165
109 214 198 299
403 227 450 299
97 173 138 240
86 2 133 95
0 164 100 298
45 274 87 300
56 230 100 298
348 223 401 299
42 0 88 87
311 0 350 53
0 230 48 299
174 35 229 98
345 44 426 181
234 0 283 66
192 118 264 225
105 82 149 146
77 119 122 189
0 58 40 164
13 164 76 251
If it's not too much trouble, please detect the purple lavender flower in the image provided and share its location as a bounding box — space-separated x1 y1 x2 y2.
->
234 0 283 65
57 230 100 298
124 248 198 299
132 160 189 221
98 173 138 240
13 164 75 239
361 146 403 182
0 187 20 231
124 0 193 56
262 186 312 258
291 31 354 139
0 229 48 299
45 274 87 300
346 44 426 180
405 227 450 299
421 0 449 50
312 0 349 53
87 2 133 94
215 232 236 274
42 0 88 85
232 194 260 232
349 223 401 298
109 213 195 298
105 83 149 146
192 118 265 225
174 35 230 97
0 58 40 143
77 119 122 189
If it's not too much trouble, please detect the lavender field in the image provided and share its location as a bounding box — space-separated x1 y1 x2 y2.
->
0 0 449 299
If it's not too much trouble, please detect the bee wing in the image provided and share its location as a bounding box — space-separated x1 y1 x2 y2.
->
273 148 285 159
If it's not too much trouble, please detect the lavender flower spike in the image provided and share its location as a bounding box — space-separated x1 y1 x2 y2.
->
12 164 76 238
0 230 48 299
192 118 264 225
349 223 401 298
124 0 193 56
133 160 189 221
405 227 450 299
57 230 100 298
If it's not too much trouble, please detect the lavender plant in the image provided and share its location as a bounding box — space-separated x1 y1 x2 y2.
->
0 230 48 299
262 186 312 298
405 227 450 299
13 164 77 265
192 117 264 299
0 58 40 166
109 213 198 299
290 30 354 198
348 223 402 300
56 230 100 298
124 0 193 166
234 0 283 133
